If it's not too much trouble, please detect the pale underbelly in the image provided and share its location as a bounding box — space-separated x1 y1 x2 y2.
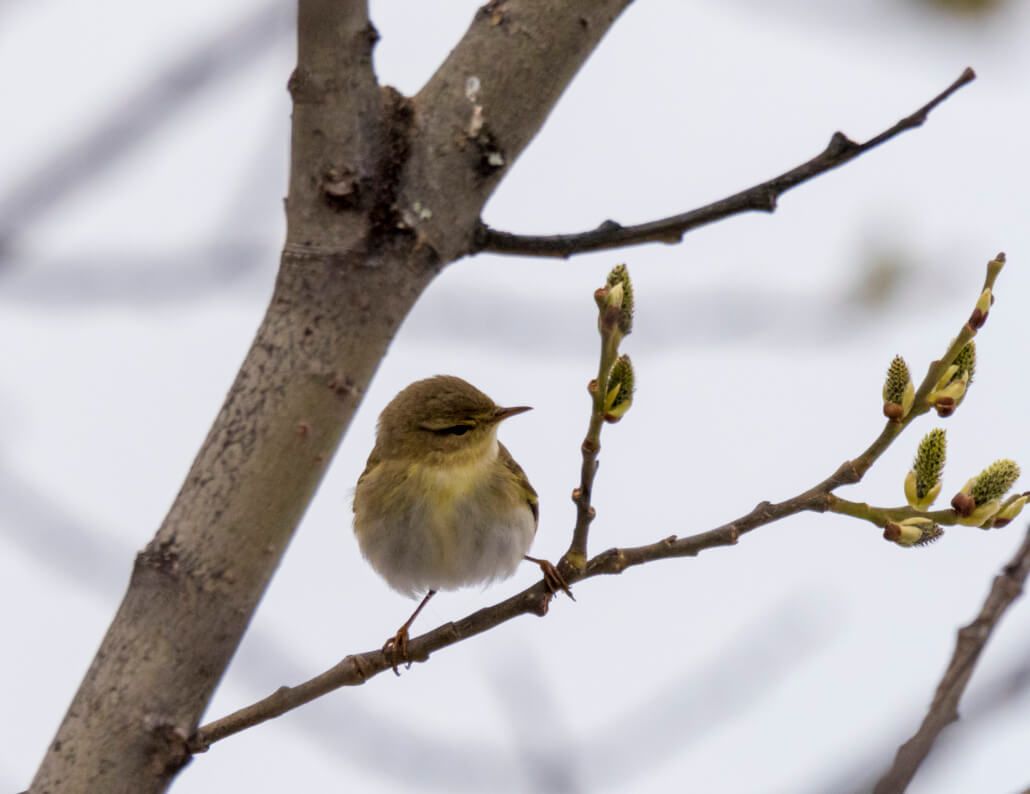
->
356 500 536 598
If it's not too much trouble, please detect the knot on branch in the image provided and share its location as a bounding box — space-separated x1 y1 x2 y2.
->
824 131 859 158
135 536 182 578
286 67 320 103
346 653 373 683
523 589 552 617
587 547 627 575
144 718 192 775
321 165 362 210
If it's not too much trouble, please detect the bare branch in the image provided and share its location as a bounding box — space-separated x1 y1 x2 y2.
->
189 252 1005 751
474 67 975 259
872 525 1030 794
188 459 849 750
28 2 386 791
28 3 645 790
564 276 627 569
401 0 634 263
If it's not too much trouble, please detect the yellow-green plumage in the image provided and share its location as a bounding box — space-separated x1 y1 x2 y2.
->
353 375 537 598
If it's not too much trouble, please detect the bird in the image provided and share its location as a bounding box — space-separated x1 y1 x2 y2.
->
353 375 569 672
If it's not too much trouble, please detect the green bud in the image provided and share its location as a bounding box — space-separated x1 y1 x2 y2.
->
969 286 993 330
991 495 1028 528
607 282 625 310
975 288 992 315
604 354 635 422
956 498 1002 528
932 364 958 393
904 428 946 510
884 517 943 548
952 341 976 386
970 459 1021 506
605 264 634 335
928 360 969 417
882 355 914 421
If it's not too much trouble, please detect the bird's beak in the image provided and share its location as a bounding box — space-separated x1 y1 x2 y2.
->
493 405 532 421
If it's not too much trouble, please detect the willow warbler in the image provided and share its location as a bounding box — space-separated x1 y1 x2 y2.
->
353 375 567 671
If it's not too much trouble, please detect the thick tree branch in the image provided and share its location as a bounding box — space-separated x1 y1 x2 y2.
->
400 0 633 263
873 525 1030 794
29 5 386 793
29 3 637 791
474 67 975 258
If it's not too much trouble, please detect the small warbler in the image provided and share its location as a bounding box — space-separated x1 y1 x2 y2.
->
353 375 568 671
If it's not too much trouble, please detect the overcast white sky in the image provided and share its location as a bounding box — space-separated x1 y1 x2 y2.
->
3 1 1030 792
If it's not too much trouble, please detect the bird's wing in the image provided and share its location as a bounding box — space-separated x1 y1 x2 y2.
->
354 448 382 512
498 442 538 528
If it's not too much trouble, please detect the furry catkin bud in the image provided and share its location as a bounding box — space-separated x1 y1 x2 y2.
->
928 360 969 417
970 459 1021 506
882 355 914 421
952 460 1021 526
952 341 976 386
605 264 634 335
884 517 943 548
905 428 946 510
604 354 635 422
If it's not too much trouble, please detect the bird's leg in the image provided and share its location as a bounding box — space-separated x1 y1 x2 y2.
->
523 555 574 600
383 590 436 676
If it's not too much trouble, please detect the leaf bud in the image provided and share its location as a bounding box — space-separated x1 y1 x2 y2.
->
603 354 635 422
969 287 992 330
882 355 914 422
952 460 1021 526
604 264 634 335
990 495 1028 528
927 359 969 417
970 459 1020 506
884 517 943 547
904 428 946 510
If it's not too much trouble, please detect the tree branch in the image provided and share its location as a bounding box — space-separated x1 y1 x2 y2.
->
474 67 976 259
564 280 626 569
401 0 635 263
873 525 1030 794
187 456 850 751
189 251 1004 752
28 3 640 791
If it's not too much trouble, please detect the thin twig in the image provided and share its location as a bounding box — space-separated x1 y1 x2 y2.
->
564 286 625 570
189 459 848 751
188 253 1002 752
473 68 975 259
187 452 867 749
872 525 1030 794
827 491 1029 532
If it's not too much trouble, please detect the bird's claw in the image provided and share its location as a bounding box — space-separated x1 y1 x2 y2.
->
382 629 411 676
524 555 575 601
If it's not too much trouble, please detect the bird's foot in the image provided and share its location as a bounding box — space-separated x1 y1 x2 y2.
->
524 555 574 600
382 628 411 676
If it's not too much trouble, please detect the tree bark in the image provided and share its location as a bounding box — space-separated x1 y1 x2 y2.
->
29 1 631 791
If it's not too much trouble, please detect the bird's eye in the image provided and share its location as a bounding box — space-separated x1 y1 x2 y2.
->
435 424 472 436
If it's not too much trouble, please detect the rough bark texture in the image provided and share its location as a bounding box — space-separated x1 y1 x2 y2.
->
29 1 631 792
